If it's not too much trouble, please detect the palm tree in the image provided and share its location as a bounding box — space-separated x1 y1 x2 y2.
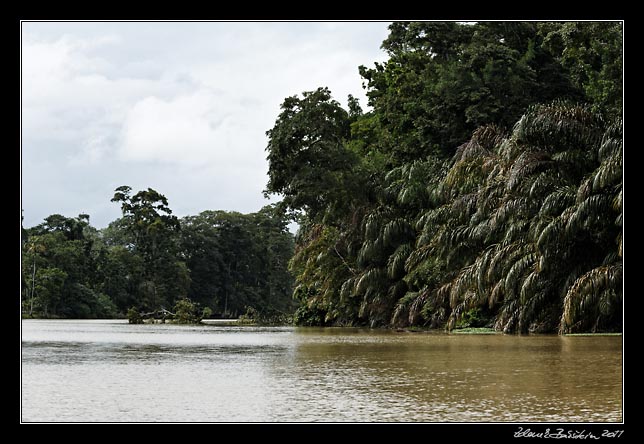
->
403 102 621 333
288 101 621 334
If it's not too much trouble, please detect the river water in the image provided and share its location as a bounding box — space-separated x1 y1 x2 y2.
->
21 319 622 423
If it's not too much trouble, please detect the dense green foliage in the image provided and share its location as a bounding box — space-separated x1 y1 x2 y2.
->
21 189 295 319
180 207 296 317
265 21 622 333
21 22 621 333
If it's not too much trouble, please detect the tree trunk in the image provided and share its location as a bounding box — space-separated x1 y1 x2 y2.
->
29 258 36 316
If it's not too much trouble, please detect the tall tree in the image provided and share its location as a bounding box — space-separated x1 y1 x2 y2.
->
359 21 583 161
111 186 189 310
264 87 363 223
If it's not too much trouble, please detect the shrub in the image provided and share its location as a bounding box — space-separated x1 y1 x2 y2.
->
127 307 143 324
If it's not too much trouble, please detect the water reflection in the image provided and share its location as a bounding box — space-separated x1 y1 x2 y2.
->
21 320 622 422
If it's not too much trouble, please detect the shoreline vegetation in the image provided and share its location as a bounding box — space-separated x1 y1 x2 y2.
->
21 202 297 326
21 22 622 335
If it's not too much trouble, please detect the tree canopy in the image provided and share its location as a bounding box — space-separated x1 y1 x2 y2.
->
21 188 295 320
22 21 622 334
265 21 622 333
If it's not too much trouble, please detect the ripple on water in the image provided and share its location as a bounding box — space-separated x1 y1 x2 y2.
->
21 320 622 422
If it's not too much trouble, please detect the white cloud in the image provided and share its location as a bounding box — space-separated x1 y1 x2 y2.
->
22 35 117 107
68 133 110 166
22 34 196 145
119 90 266 169
21 22 391 228
120 93 218 165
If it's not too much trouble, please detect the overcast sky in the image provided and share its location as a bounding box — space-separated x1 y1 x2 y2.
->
21 21 391 229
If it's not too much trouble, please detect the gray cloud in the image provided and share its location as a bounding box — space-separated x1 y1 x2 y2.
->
21 21 391 228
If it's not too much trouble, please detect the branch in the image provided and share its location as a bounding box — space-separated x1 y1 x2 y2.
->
334 244 357 276
140 308 176 318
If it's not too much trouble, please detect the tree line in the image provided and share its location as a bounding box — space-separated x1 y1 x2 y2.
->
264 22 622 333
21 187 296 320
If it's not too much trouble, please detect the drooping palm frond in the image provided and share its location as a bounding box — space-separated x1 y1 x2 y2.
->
363 210 385 240
442 158 488 199
506 151 553 192
539 186 576 218
449 193 479 221
494 298 521 333
502 219 530 246
486 241 528 283
566 194 612 235
387 243 412 280
407 288 431 325
449 265 476 308
355 267 387 297
591 153 622 192
392 291 418 327
560 263 622 333
519 270 542 305
512 101 604 151
357 238 383 267
381 218 414 247
339 276 357 301
415 204 451 232
489 197 535 235
528 170 564 199
476 245 497 294
471 182 504 225
453 140 490 163
504 252 538 303
551 149 595 169
471 124 507 151
446 290 476 330
518 280 550 332
397 185 424 207
598 118 623 161
536 218 565 256
488 280 504 309
404 243 433 273
613 188 622 213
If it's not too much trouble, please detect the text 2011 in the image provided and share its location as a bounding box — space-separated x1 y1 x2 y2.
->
602 430 624 439
514 427 624 439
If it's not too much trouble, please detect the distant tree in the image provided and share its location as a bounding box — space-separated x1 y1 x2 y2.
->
179 206 296 318
110 186 189 310
30 213 91 241
22 214 108 318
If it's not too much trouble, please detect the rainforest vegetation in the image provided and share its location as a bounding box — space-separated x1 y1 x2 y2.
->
22 22 622 333
264 21 622 333
21 187 296 320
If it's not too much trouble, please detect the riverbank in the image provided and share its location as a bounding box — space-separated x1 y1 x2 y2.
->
22 314 623 335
